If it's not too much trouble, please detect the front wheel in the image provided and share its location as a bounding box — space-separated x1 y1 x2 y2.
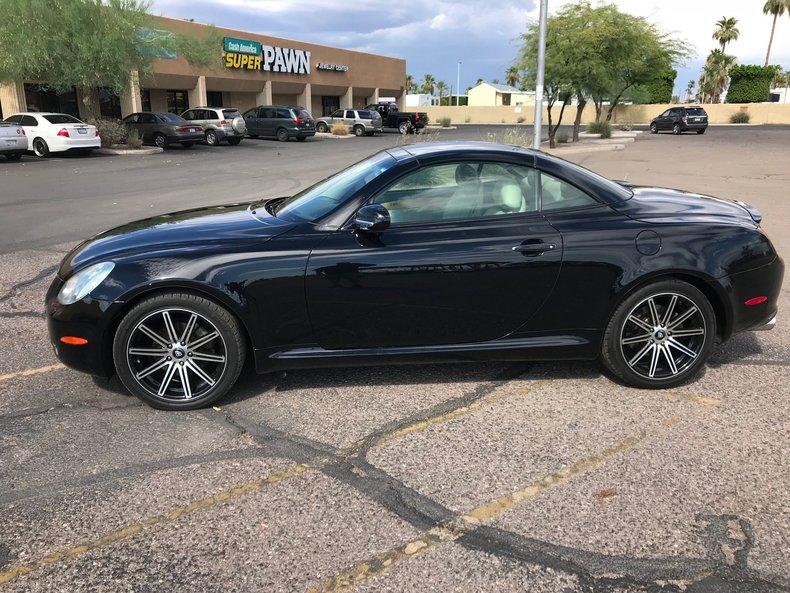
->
600 280 716 389
316 122 328 133
205 130 218 146
673 123 681 135
650 123 658 134
113 293 246 410
33 138 49 157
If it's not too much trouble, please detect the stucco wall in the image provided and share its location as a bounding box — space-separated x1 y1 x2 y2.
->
424 103 790 125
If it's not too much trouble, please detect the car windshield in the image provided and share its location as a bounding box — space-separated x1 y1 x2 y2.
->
295 109 311 120
269 151 397 223
158 113 185 123
44 114 83 124
685 108 706 116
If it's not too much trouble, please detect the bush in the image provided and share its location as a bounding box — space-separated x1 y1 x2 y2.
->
557 132 569 144
643 69 676 104
90 117 126 148
516 116 526 123
729 111 750 124
437 116 452 127
330 123 349 135
126 128 143 149
726 65 778 103
587 120 612 138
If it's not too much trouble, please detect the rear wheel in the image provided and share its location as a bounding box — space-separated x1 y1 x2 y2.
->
205 130 218 146
33 138 49 157
353 125 365 137
316 122 328 133
673 123 681 135
154 133 167 148
650 123 658 134
5 152 22 161
276 128 289 142
696 128 706 135
601 280 716 389
227 137 242 146
113 293 246 410
398 121 412 135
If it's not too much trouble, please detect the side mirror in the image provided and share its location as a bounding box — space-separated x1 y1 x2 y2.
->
353 204 390 232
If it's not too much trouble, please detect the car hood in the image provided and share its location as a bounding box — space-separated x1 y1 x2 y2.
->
612 186 760 226
59 202 295 278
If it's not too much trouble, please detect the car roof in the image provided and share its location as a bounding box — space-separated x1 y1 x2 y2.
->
193 106 239 110
394 141 534 160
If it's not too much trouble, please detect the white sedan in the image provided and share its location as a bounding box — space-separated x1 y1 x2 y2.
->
4 112 100 157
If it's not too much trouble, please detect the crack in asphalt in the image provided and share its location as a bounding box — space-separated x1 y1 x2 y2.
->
0 264 58 305
0 310 46 319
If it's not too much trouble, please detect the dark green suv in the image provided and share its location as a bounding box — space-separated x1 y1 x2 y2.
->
242 105 316 142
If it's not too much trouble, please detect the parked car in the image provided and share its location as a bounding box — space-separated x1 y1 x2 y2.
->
315 109 382 136
4 112 99 157
46 142 782 410
365 102 428 134
0 120 26 161
180 107 246 146
242 105 316 141
121 112 204 148
650 106 708 135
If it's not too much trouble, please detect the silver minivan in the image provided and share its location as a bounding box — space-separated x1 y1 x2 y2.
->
315 109 382 136
180 107 246 146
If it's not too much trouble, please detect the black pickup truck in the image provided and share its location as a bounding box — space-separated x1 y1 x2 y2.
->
365 102 428 134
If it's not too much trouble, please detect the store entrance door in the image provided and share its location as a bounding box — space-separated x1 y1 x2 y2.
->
321 96 340 116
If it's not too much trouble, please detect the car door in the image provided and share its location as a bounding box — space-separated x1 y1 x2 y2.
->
304 158 563 350
343 110 356 127
243 108 260 135
19 115 40 149
656 109 672 130
122 113 141 140
329 109 343 125
138 113 158 142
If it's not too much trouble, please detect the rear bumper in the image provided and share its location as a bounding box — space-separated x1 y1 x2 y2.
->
681 123 707 131
49 137 101 152
292 129 316 138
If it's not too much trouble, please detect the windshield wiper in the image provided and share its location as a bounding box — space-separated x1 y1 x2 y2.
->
262 197 288 216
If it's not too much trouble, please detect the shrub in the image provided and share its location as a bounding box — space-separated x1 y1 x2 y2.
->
90 117 126 148
557 132 569 144
125 128 143 149
587 120 612 138
516 116 526 123
330 122 349 135
729 111 750 124
643 69 676 104
726 64 778 103
437 116 452 127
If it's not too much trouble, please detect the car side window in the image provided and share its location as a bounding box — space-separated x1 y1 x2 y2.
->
540 171 598 211
345 110 355 119
20 115 38 126
123 114 139 124
4 115 23 124
372 161 538 225
330 110 343 118
660 109 671 117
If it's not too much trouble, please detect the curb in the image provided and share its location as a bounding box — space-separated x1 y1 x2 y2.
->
315 132 355 140
96 146 164 156
425 125 458 131
545 143 625 155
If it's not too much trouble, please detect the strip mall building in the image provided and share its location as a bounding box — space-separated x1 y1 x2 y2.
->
0 16 406 120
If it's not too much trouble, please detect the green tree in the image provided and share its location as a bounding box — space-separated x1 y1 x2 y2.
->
686 79 695 102
713 17 739 52
505 67 520 87
763 0 789 66
700 49 736 103
0 0 220 119
421 74 435 95
435 80 447 102
405 74 415 93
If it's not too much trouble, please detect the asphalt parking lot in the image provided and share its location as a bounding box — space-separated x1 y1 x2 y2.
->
0 125 788 592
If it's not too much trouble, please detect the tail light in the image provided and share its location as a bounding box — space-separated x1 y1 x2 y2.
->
95 129 100 137
57 128 70 138
293 116 303 125
220 119 230 125
413 113 418 122
176 127 190 133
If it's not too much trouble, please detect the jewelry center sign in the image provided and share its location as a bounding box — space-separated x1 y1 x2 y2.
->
223 36 310 74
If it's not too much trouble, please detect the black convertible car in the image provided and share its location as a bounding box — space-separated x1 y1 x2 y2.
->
46 142 782 410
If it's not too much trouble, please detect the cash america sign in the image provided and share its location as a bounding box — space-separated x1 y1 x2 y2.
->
223 36 310 74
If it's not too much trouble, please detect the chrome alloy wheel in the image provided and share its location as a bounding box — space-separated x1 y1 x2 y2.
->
126 308 227 401
619 293 706 380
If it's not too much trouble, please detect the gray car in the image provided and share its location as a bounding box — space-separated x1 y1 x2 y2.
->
315 109 382 136
0 120 26 161
122 112 205 149
243 105 316 142
180 107 246 146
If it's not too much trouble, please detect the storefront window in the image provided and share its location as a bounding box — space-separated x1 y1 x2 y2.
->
165 90 189 114
98 87 122 119
140 89 152 113
24 84 79 117
207 91 223 107
321 96 340 116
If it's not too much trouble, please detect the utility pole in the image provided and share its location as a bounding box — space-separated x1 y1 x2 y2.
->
532 0 549 149
456 61 462 106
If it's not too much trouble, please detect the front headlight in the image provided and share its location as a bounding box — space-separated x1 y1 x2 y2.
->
58 261 115 305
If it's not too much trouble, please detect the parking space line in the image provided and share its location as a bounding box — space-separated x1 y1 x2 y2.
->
309 432 649 593
0 464 309 585
0 363 63 384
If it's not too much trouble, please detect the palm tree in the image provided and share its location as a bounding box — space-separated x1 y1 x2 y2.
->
505 67 519 88
704 50 736 103
421 74 435 95
763 0 789 66
712 17 739 52
405 74 414 94
435 80 448 104
686 80 695 102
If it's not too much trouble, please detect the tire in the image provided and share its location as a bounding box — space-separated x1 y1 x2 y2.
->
296 136 306 142
154 134 167 149
181 141 194 148
205 130 218 146
600 279 716 389
650 123 658 134
673 123 681 135
5 152 22 161
33 138 49 158
113 292 246 411
227 137 242 146
398 121 412 135
316 122 328 133
696 128 706 135
276 128 289 142
353 125 365 137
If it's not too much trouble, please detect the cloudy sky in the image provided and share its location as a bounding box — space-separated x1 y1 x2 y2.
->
152 0 790 95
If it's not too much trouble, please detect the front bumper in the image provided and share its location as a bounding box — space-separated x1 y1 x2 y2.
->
726 255 784 335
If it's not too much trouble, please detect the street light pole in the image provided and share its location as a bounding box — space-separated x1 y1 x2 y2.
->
456 61 461 106
532 0 549 150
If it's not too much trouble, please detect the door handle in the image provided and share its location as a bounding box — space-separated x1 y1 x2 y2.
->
512 241 556 255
